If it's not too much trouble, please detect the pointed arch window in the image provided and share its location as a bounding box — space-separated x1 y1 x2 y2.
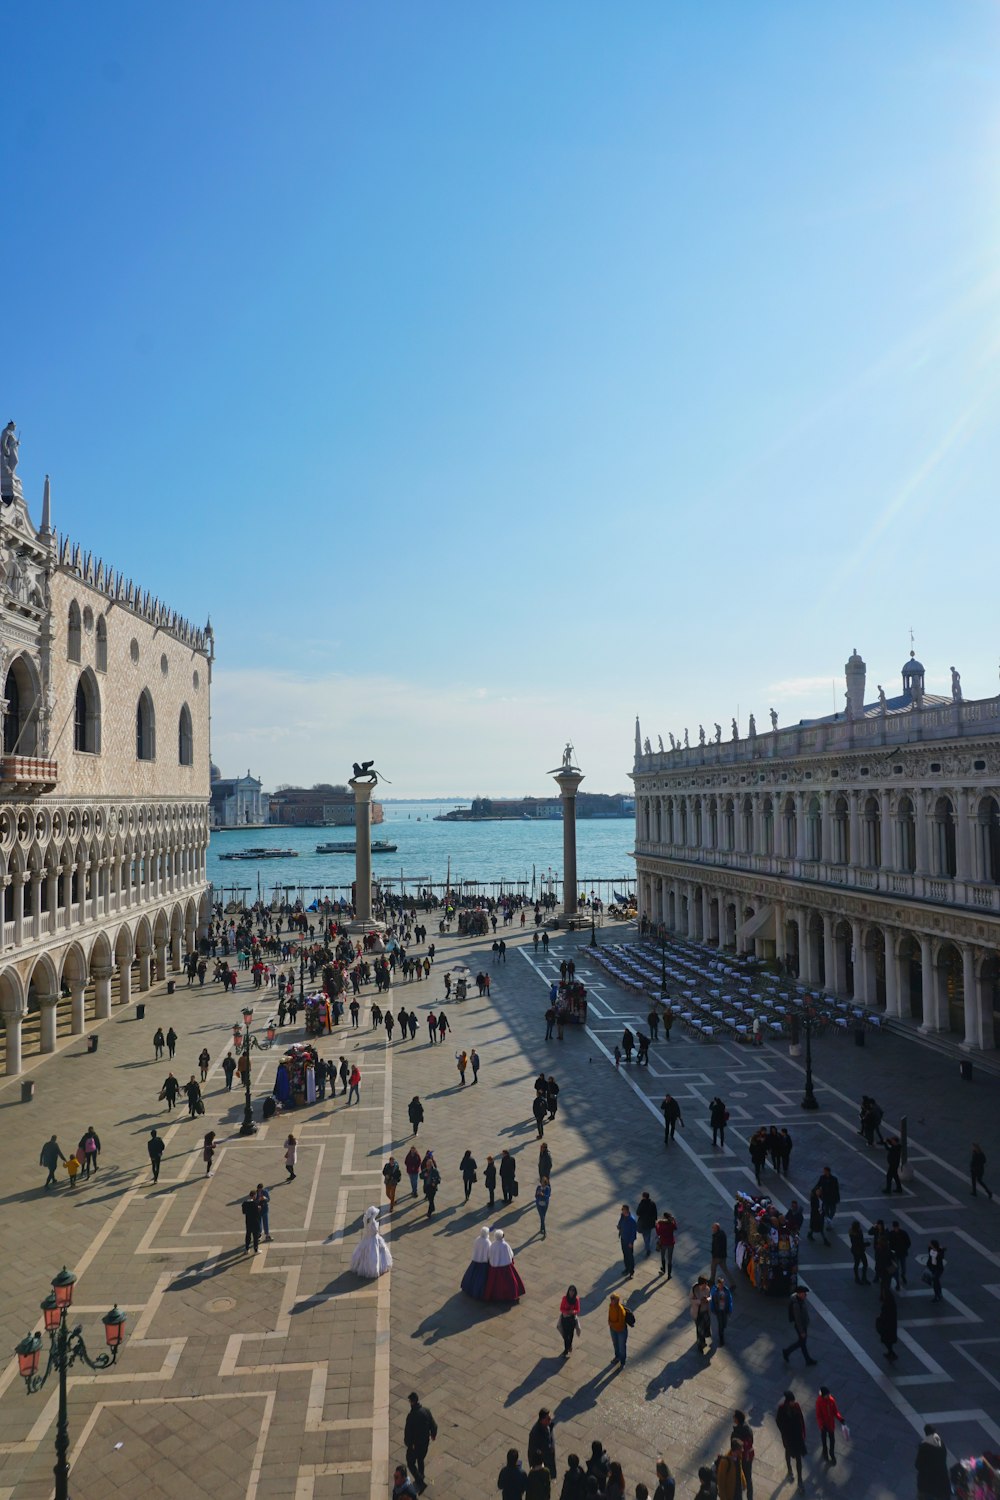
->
136 690 156 761
2 655 39 755
74 670 101 754
67 600 82 662
178 703 193 766
96 615 108 672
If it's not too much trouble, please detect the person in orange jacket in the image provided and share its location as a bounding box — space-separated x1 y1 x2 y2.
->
815 1385 846 1466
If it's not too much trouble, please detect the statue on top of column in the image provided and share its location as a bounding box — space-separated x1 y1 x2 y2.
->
951 666 962 702
1 420 21 502
714 723 722 744
698 724 706 745
769 708 778 731
643 737 651 755
657 735 664 752
748 714 756 737
731 718 738 741
668 733 676 750
877 684 887 713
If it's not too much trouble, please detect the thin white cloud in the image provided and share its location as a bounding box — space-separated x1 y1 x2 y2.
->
766 675 837 702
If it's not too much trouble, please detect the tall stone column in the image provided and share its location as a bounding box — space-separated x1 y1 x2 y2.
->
919 935 940 1030
350 778 376 928
2 1004 23 1075
118 960 132 1009
138 951 152 992
822 914 836 993
38 994 59 1052
883 929 900 1017
550 759 584 925
961 943 981 1049
92 970 111 1023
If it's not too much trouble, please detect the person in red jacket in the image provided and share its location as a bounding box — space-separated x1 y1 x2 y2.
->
655 1211 678 1278
815 1386 845 1466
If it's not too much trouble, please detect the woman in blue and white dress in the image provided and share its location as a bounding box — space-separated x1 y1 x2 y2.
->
351 1205 393 1278
460 1226 492 1300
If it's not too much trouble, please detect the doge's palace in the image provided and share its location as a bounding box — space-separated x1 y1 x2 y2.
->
633 648 1000 1051
0 424 212 1073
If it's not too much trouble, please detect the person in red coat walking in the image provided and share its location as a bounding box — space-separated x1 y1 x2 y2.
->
814 1386 846 1466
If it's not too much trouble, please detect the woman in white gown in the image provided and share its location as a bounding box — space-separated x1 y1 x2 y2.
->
460 1226 492 1299
351 1204 393 1278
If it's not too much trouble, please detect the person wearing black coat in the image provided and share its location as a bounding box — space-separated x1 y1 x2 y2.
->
532 1095 548 1138
499 1150 517 1204
484 1156 498 1207
497 1450 528 1500
408 1097 424 1135
404 1392 438 1491
883 1135 904 1194
775 1391 807 1490
914 1426 950 1499
558 1454 587 1500
876 1285 899 1361
709 1097 727 1148
527 1410 556 1479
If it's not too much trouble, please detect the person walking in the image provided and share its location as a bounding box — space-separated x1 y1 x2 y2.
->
545 1077 560 1121
814 1166 841 1235
498 1450 528 1500
532 1093 548 1138
383 1154 401 1210
889 1220 911 1287
392 1465 420 1500
456 1049 468 1086
655 1210 677 1278
222 1052 237 1091
709 1096 728 1148
661 1094 684 1145
876 1284 899 1361
203 1130 216 1177
690 1277 712 1354
730 1413 755 1500
339 1056 350 1094
147 1128 165 1183
484 1154 498 1208
558 1285 581 1357
647 1005 660 1041
39 1135 65 1189
915 1425 951 1500
748 1131 768 1186
422 1153 441 1217
775 1391 807 1491
636 1192 657 1259
198 1047 211 1083
607 1293 633 1369
78 1126 101 1178
926 1240 946 1302
437 1010 450 1043
849 1221 870 1284
470 1047 480 1084
782 1286 817 1365
559 1455 586 1500
184 1076 202 1118
883 1134 904 1194
153 1026 165 1060
499 1149 517 1205
617 1204 638 1278
166 1026 178 1058
284 1133 297 1181
407 1096 424 1136
527 1409 556 1480
711 1277 733 1348
161 1071 180 1112
347 1065 361 1105
404 1391 437 1493
815 1385 845 1464
460 1149 478 1202
255 1183 271 1241
404 1145 421 1198
714 1445 746 1500
538 1141 553 1182
971 1142 993 1199
242 1189 262 1253
349 997 360 1028
534 1177 551 1238
806 1188 830 1246
778 1128 793 1176
709 1222 730 1282
65 1153 81 1188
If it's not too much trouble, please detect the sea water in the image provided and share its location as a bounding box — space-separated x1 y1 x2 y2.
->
208 801 636 905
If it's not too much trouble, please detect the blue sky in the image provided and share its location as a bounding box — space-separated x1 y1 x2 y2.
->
7 4 1000 795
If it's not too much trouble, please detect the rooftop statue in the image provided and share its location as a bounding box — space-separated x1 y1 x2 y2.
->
951 666 962 703
878 684 887 713
731 718 738 741
769 708 778 731
683 728 690 749
748 713 756 736
1 420 21 501
698 724 706 745
643 737 651 755
657 735 664 752
668 733 676 750
714 723 722 744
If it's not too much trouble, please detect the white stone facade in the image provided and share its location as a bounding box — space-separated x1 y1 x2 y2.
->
633 652 1000 1051
0 461 213 1073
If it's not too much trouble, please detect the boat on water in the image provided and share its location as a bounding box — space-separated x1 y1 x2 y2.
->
218 847 299 861
315 839 398 854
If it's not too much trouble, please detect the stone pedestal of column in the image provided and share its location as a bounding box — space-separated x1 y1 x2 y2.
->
550 766 585 928
345 778 384 935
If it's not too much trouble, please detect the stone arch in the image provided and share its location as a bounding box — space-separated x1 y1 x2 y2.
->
134 912 153 957
2 652 41 756
896 795 916 873
896 931 924 1022
975 951 1000 1050
832 794 850 865
67 598 82 662
862 926 886 1009
862 794 882 868
0 966 26 1074
74 668 102 754
976 795 1000 885
114 923 137 1006
933 939 964 1035
932 795 957 879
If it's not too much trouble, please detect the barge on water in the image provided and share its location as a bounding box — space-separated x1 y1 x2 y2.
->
316 839 398 854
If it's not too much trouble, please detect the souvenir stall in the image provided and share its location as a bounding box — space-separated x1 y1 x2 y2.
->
733 1191 798 1296
556 979 588 1026
952 1456 1000 1500
273 1043 320 1108
458 909 489 937
304 992 334 1036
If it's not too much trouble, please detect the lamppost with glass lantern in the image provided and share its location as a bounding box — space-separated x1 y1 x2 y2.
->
802 1014 819 1110
237 1004 270 1137
14 1267 127 1500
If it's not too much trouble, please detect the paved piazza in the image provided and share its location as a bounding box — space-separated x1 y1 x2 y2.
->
0 921 998 1499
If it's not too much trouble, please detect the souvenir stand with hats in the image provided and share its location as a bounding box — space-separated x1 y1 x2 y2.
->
304 993 334 1036
557 978 588 1026
733 1190 799 1295
274 1042 320 1109
951 1455 1000 1499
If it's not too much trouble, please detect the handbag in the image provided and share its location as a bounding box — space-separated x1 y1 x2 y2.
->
513 1181 519 1198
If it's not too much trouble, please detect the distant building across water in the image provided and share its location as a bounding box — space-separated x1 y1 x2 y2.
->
436 792 633 822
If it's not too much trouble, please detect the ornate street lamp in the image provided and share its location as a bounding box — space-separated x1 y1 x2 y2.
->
14 1268 127 1500
238 1006 264 1137
802 1014 819 1111
299 946 306 1002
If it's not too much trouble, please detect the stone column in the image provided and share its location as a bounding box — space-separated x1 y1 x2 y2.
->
38 993 59 1053
850 919 867 1004
551 764 585 924
138 951 152 992
848 792 861 870
919 935 941 1030
118 960 132 1008
702 886 712 944
774 902 786 965
350 778 376 927
955 790 973 884
12 872 24 948
915 791 931 874
961 943 981 1049
795 794 808 861
92 969 111 1022
2 1003 23 1075
30 871 42 941
61 865 73 931
883 929 899 1017
154 941 167 984
822 913 836 993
